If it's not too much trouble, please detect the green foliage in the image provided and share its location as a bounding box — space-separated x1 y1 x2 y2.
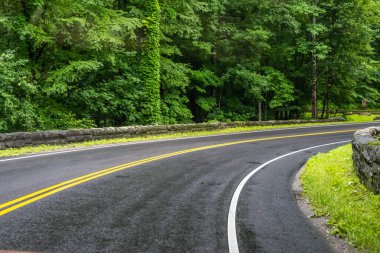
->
0 50 38 132
160 57 193 124
302 145 380 252
139 0 161 125
0 0 141 131
0 0 378 132
345 114 378 122
46 60 103 95
264 67 295 109
190 68 222 121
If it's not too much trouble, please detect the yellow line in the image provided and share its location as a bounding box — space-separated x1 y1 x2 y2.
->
0 129 356 216
0 155 172 209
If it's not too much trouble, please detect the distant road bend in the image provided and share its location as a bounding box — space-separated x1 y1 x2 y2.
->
1 122 379 253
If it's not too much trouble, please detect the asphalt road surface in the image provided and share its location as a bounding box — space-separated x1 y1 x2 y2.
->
1 122 379 253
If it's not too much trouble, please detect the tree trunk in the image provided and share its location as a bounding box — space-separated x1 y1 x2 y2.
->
20 0 33 61
140 0 161 124
320 98 326 119
258 101 262 122
326 83 331 119
326 68 335 119
334 107 340 117
218 88 223 109
264 101 268 121
311 14 318 119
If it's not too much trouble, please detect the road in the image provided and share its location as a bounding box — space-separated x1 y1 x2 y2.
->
0 122 379 253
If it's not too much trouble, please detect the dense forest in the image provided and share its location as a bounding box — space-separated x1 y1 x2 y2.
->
0 0 379 132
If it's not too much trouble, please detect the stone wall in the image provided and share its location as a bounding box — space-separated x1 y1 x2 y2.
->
0 118 345 150
352 127 380 194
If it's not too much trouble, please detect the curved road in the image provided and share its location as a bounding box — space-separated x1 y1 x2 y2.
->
0 123 379 253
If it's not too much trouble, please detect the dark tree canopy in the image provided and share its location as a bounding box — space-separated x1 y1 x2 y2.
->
0 0 379 132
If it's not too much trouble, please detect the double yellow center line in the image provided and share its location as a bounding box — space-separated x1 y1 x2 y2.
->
0 129 356 216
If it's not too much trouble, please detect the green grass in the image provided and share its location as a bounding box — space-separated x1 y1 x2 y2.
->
301 145 380 252
302 113 378 122
346 114 378 122
0 121 361 158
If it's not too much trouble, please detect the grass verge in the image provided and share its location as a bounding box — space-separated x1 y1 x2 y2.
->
346 114 378 122
301 145 380 252
0 121 360 158
302 113 379 122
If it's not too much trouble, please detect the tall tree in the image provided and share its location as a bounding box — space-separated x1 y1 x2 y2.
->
311 1 318 118
140 0 161 124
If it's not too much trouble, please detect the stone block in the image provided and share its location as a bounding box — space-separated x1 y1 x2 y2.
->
352 127 380 194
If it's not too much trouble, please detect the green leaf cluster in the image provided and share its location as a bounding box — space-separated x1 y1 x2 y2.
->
0 0 378 132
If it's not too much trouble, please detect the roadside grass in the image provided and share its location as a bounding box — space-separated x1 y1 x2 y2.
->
346 114 378 122
0 121 361 158
302 113 378 122
301 145 380 253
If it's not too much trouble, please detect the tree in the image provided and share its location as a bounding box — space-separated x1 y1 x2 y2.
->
0 0 379 132
139 0 161 124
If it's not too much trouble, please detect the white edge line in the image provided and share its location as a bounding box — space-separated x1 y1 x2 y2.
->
227 140 351 253
0 122 375 163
